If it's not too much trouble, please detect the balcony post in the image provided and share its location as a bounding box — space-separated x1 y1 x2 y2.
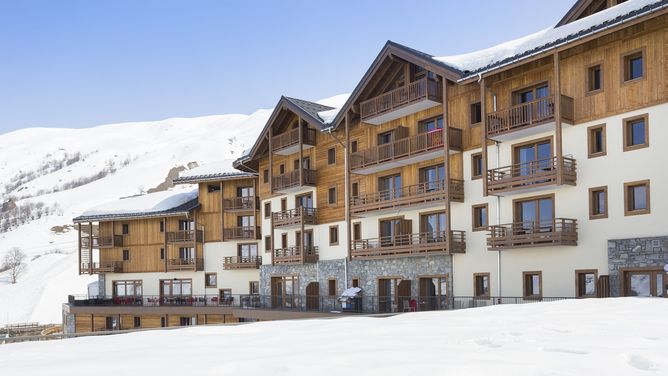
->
345 111 352 262
111 220 115 247
193 213 197 266
441 77 452 254
480 78 489 197
220 181 225 241
298 117 304 186
78 222 82 275
268 127 273 194
164 217 168 273
553 52 564 186
88 221 93 275
300 206 305 265
270 213 275 266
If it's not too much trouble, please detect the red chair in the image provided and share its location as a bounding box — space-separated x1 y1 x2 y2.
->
409 299 418 312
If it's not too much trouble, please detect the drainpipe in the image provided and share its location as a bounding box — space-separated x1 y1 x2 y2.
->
493 94 502 299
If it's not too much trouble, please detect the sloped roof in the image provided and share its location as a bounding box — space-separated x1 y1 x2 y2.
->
284 97 334 123
173 161 255 184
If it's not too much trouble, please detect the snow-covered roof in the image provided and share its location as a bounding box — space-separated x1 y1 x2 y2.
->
73 189 199 222
173 161 255 184
434 0 666 79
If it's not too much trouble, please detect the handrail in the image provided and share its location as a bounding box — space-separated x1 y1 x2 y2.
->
272 169 317 190
486 94 574 138
350 179 464 210
488 156 576 180
166 230 203 243
360 78 441 120
223 196 258 211
352 231 465 249
487 218 578 249
223 256 262 268
488 218 577 236
271 127 317 151
223 226 260 240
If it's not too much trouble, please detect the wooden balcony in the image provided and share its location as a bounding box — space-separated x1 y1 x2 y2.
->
487 218 578 250
271 127 317 155
166 258 204 271
80 261 124 274
223 226 260 240
166 230 203 244
80 235 124 249
351 180 464 216
351 231 466 259
272 169 316 193
223 256 262 270
486 95 574 141
487 156 576 195
360 78 442 125
273 246 319 265
350 128 462 175
223 196 259 212
272 207 317 229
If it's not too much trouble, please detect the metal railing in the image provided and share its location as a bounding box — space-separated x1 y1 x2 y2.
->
360 77 442 120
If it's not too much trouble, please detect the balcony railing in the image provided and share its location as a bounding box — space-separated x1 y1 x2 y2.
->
351 180 464 215
223 226 260 240
223 256 262 270
223 196 258 212
80 261 123 274
272 207 318 229
272 169 316 191
271 127 317 153
487 218 578 250
486 95 574 139
166 258 204 271
274 246 319 265
350 128 462 173
360 78 442 122
166 230 203 243
80 235 124 249
487 156 576 195
351 231 465 259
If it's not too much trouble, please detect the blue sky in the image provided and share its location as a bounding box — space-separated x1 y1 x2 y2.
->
0 0 573 133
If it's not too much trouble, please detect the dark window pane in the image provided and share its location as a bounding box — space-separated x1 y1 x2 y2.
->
630 56 643 80
630 120 645 145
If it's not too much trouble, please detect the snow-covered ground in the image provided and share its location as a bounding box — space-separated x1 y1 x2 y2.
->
0 299 665 375
0 94 348 325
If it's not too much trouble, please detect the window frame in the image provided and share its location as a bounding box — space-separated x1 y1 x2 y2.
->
329 225 339 246
264 236 271 253
264 202 271 219
249 281 260 295
122 249 130 261
624 180 650 216
263 169 269 184
585 62 603 94
113 280 143 297
472 203 489 231
575 269 598 298
473 272 491 298
588 186 608 220
522 271 543 299
350 140 358 154
205 272 217 288
621 48 646 83
587 123 607 158
207 184 221 193
133 316 141 328
122 223 129 235
471 152 483 180
470 101 482 127
328 279 337 296
327 147 336 165
328 186 337 205
622 114 649 152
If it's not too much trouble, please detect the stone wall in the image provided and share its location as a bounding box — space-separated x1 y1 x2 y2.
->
607 236 668 296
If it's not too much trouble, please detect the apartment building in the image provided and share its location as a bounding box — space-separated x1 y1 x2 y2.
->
64 0 668 330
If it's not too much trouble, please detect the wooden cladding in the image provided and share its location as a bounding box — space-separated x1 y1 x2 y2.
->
80 261 123 274
222 226 260 240
487 156 577 195
350 127 462 172
222 256 262 270
350 180 464 215
166 258 204 271
360 77 442 122
486 95 574 139
273 246 319 265
80 235 124 249
272 207 317 229
351 231 466 259
272 169 316 191
223 196 259 212
271 126 316 152
166 230 203 243
487 218 578 250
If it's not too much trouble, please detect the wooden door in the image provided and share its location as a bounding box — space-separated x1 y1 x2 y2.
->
397 280 412 311
306 282 319 310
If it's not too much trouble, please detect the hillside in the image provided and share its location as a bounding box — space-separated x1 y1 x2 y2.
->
0 94 348 325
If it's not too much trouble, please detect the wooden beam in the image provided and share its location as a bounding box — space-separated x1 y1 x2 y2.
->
268 126 273 194
270 213 275 266
441 78 452 254
220 181 225 242
164 217 168 272
88 222 93 275
480 79 489 197
553 52 563 186
298 117 304 187
78 223 82 275
345 111 352 262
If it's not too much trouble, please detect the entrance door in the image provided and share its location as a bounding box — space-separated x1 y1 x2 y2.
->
378 278 411 313
378 174 402 201
419 277 448 311
624 270 666 297
514 139 552 177
306 282 319 310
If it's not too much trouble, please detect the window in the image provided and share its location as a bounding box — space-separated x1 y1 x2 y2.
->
351 182 359 198
160 279 192 297
160 248 165 260
207 184 221 193
378 131 394 145
133 316 141 328
113 280 142 297
471 153 482 180
513 138 552 176
237 215 255 228
238 243 258 258
514 195 554 232
351 140 358 153
264 202 271 218
418 116 443 133
178 220 192 231
105 317 116 330
575 270 598 298
472 204 488 231
249 281 259 295
264 236 271 252
122 223 129 235
179 317 192 326
353 222 361 241
352 278 360 288
237 186 254 198
329 226 339 245
328 279 337 296
160 317 166 328
420 212 446 242
328 187 337 205
624 180 650 216
623 49 644 82
205 273 217 288
419 165 445 191
513 83 549 105
281 233 288 248
159 220 164 233
178 247 194 260
523 271 542 299
470 102 482 125
279 164 285 175
122 249 130 261
263 169 268 184
327 147 336 165
623 114 648 151
281 198 287 212
587 124 606 158
586 64 602 93
378 174 401 200
295 193 312 208
589 186 608 219
473 273 490 298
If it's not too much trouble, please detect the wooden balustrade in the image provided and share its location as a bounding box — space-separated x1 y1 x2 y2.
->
360 78 442 121
166 230 203 243
80 235 124 249
486 95 574 139
350 128 462 172
351 231 466 259
272 169 316 191
166 258 204 271
273 246 319 265
350 179 464 214
487 218 578 250
271 127 317 152
80 261 124 274
487 156 577 194
223 256 262 270
223 226 260 240
223 196 258 211
272 207 318 228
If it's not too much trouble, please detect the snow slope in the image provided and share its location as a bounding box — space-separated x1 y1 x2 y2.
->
0 94 349 325
1 298 666 375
